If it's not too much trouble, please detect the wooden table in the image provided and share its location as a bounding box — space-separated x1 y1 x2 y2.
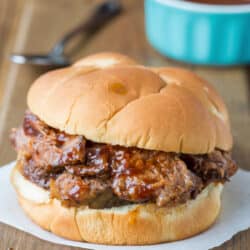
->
0 0 249 249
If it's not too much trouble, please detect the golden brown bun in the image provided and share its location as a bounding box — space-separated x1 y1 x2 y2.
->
27 52 232 154
11 166 223 245
73 52 137 67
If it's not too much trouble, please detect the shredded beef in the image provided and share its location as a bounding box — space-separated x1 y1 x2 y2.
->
180 150 238 184
10 111 86 168
65 145 110 177
10 111 238 208
110 148 202 206
51 172 108 205
16 153 63 189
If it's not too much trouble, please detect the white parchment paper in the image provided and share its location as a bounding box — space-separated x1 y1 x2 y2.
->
0 162 250 250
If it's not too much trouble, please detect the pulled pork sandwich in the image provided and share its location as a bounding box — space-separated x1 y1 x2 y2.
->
10 52 237 245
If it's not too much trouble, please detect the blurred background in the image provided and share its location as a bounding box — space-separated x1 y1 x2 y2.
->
0 0 249 249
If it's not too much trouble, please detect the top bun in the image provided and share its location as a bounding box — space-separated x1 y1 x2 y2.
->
27 52 232 154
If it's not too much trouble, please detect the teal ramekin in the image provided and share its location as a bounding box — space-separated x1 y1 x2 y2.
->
145 0 250 65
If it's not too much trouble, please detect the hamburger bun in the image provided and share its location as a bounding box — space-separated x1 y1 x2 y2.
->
11 164 223 244
27 52 232 154
12 52 232 244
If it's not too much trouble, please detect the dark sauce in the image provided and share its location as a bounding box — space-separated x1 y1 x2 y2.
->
185 0 250 4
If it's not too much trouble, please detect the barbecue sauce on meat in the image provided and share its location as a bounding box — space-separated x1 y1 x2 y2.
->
10 111 238 208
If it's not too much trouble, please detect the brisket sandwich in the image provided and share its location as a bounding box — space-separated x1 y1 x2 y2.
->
10 52 237 245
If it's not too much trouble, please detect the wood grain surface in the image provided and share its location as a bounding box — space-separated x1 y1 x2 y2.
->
0 0 249 249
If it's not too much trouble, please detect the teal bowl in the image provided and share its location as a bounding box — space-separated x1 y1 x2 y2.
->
145 0 250 65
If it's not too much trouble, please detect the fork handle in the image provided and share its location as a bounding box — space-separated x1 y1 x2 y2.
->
51 0 122 56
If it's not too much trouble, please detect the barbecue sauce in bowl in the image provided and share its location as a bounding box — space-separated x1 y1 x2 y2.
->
185 0 250 4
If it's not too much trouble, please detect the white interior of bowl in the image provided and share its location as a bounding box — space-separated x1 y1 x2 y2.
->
155 0 250 13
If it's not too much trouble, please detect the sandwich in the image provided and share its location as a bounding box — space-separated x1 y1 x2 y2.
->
10 52 237 245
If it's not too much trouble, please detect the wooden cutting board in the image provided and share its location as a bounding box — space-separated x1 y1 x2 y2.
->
0 0 249 249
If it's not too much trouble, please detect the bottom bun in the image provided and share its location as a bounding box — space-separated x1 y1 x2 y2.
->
11 165 223 245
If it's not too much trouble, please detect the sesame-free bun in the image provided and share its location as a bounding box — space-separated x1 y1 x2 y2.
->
27 52 232 154
11 165 223 245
